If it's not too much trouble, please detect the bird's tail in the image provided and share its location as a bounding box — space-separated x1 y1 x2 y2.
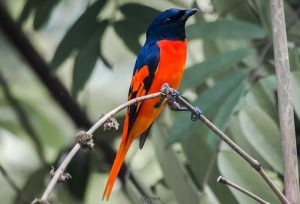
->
102 121 133 201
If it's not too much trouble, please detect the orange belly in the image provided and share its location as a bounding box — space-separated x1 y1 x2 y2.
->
129 39 187 139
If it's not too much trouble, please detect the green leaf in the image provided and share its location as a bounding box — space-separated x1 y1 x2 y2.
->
180 48 253 91
84 172 131 204
179 71 247 203
218 151 281 204
238 105 283 173
206 157 239 203
33 0 60 30
113 3 160 54
243 76 277 120
187 20 266 40
255 0 272 36
283 1 300 38
14 166 48 204
169 70 247 145
291 72 300 119
289 48 300 72
228 117 269 168
152 123 201 204
19 98 69 151
17 0 38 25
201 186 221 204
66 150 91 200
212 0 260 24
0 104 25 136
72 21 108 96
51 0 107 69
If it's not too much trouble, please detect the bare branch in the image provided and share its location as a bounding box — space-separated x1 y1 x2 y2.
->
217 176 270 204
270 1 299 203
0 3 155 200
39 92 162 202
172 88 289 204
38 83 290 203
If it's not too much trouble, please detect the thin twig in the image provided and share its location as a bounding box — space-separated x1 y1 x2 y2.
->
217 176 270 204
39 92 162 202
0 71 46 164
270 1 299 203
39 84 290 203
0 164 28 203
174 91 289 204
286 7 300 30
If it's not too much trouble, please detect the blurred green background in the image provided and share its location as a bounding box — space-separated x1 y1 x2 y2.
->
0 0 300 203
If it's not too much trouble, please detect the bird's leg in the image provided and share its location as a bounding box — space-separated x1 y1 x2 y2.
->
190 107 202 121
170 102 202 121
168 89 187 110
168 89 203 121
168 89 188 111
169 102 189 111
158 83 202 121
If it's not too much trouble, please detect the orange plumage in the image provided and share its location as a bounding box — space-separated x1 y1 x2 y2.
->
102 8 197 201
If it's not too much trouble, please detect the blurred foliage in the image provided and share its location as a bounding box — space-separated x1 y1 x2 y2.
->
1 0 300 204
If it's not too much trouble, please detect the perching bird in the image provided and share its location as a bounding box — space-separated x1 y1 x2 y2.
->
102 8 198 200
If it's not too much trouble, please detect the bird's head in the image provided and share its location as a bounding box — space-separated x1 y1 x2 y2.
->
146 8 198 42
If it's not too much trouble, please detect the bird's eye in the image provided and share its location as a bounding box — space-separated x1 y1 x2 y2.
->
164 18 172 24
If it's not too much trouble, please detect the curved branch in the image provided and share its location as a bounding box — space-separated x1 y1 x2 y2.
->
0 3 153 201
38 83 289 203
39 92 162 202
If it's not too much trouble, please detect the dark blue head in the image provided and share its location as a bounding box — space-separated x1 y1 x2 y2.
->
146 8 198 42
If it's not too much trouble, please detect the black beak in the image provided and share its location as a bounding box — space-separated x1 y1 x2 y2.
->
181 8 198 21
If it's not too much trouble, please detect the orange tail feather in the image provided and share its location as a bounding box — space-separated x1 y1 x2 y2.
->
102 134 133 201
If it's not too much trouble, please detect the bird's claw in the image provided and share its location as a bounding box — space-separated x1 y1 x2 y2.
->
168 89 179 105
191 107 202 121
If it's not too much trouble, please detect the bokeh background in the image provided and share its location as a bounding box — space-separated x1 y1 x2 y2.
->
0 0 300 203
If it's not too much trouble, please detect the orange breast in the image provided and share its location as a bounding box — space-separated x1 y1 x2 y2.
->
152 39 187 91
128 40 187 139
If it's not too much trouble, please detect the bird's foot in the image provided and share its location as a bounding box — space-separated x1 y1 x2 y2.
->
169 101 188 111
170 104 202 121
169 88 179 103
155 83 177 108
191 107 202 121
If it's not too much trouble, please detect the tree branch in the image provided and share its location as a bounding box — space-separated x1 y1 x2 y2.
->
39 92 162 202
172 88 290 204
270 1 299 203
38 83 289 203
217 176 270 204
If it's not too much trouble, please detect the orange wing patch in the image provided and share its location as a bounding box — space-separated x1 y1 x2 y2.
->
130 66 149 94
127 65 150 130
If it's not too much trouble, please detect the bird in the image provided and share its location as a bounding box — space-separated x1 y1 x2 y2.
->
102 8 198 200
